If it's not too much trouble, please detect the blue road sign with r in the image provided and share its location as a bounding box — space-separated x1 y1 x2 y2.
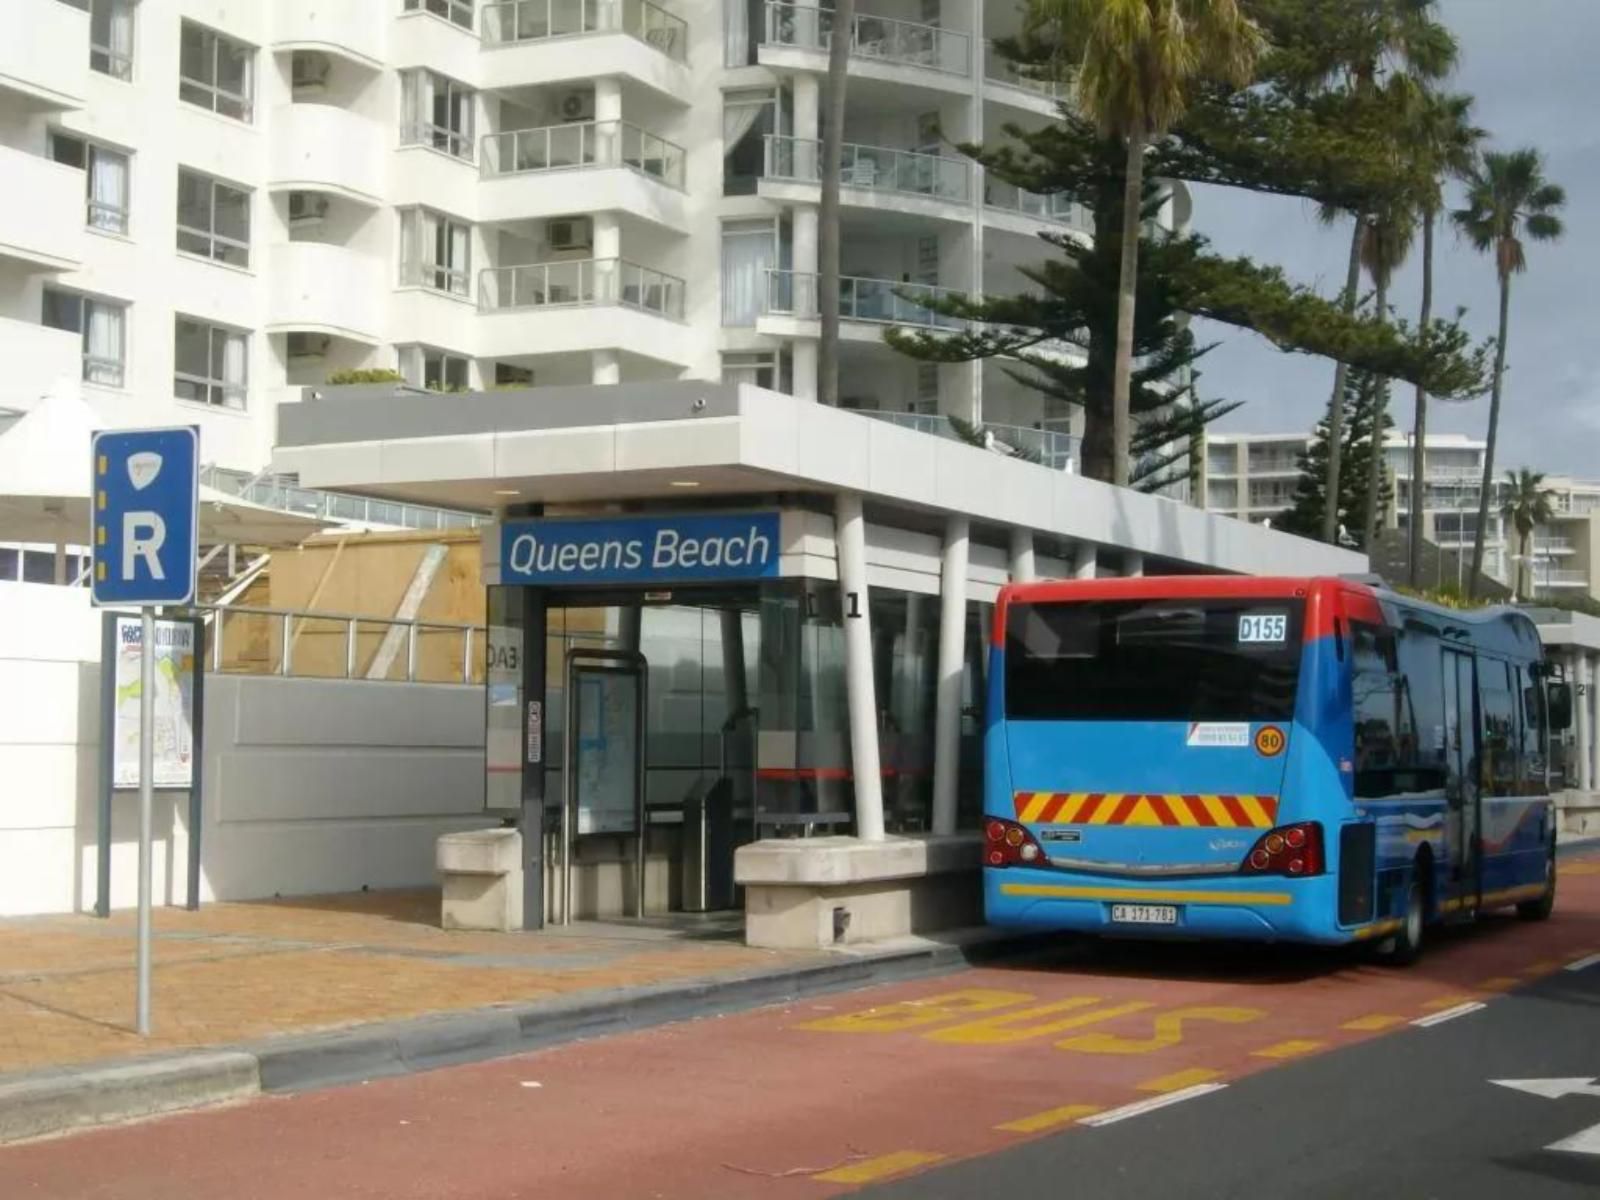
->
91 427 199 607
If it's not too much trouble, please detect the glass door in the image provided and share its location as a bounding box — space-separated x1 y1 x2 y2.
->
561 648 646 923
1442 648 1481 910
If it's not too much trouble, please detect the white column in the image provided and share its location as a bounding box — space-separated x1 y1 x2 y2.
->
593 76 622 163
967 0 985 427
932 517 969 835
1124 551 1145 578
836 493 884 841
792 341 819 402
1578 654 1593 793
792 72 821 402
591 349 621 385
591 210 622 349
1008 527 1036 583
1074 541 1098 579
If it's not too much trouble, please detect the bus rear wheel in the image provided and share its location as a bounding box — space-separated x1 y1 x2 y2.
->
1517 845 1557 921
1377 879 1425 967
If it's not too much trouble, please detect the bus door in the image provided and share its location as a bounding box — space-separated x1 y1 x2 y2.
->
1442 648 1481 910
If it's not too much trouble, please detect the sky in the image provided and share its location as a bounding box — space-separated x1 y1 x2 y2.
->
1192 0 1600 477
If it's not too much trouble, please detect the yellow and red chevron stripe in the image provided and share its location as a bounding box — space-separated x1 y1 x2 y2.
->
1012 792 1279 829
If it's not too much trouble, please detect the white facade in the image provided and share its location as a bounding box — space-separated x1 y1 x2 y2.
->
1 0 1102 475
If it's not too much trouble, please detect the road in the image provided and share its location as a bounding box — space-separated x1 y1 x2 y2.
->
5 853 1600 1199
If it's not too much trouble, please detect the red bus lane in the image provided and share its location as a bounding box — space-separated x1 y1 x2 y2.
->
5 855 1599 1200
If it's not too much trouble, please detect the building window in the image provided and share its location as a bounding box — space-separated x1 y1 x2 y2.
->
494 363 534 386
404 0 474 29
42 287 127 388
174 316 248 410
176 168 251 268
399 345 470 391
64 0 135 78
398 208 471 296
179 21 254 122
400 70 475 162
49 132 129 235
723 89 779 195
721 351 779 389
721 219 777 326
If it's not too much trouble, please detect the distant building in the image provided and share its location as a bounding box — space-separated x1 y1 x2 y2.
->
1198 430 1600 603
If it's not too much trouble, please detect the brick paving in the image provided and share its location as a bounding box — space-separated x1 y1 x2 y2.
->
0 891 822 1077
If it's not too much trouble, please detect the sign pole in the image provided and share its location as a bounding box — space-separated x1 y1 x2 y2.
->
137 606 155 1036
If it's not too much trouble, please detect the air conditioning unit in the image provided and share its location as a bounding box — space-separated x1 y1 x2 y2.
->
291 51 330 90
288 191 330 226
546 217 593 252
557 91 595 122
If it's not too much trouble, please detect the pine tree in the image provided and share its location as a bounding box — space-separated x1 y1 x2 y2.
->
1278 370 1393 546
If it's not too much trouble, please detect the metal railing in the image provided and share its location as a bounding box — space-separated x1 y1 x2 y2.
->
478 257 685 318
401 119 475 163
1535 537 1576 553
763 2 970 75
198 602 486 684
859 410 1080 471
481 0 688 60
983 180 1093 231
983 41 1069 100
199 466 483 530
481 120 685 189
763 269 963 329
1540 570 1590 587
764 134 971 203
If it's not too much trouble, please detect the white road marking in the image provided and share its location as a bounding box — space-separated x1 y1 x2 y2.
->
1548 1120 1600 1157
1493 1077 1600 1101
1564 953 1600 973
1412 1001 1487 1027
1079 1083 1228 1127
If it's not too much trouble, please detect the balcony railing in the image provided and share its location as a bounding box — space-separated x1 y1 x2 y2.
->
983 180 1093 231
479 257 685 318
763 269 963 330
199 465 484 532
1534 537 1576 553
201 603 486 684
982 41 1068 100
1539 570 1590 588
481 0 688 61
763 2 970 75
481 120 686 188
763 134 971 203
860 410 1080 471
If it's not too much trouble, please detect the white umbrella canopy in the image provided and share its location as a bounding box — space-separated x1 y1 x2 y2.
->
0 389 334 548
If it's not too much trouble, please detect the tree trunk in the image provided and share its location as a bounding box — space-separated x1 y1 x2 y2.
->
1322 218 1365 544
1362 272 1389 552
1407 210 1434 587
1111 129 1145 488
1468 273 1512 597
817 0 854 407
1518 529 1530 601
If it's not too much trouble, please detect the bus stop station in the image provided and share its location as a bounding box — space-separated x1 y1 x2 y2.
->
274 381 1364 947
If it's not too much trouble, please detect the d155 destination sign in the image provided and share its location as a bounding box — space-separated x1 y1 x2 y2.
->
499 512 781 586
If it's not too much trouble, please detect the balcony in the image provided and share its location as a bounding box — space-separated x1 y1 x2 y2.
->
266 242 386 343
762 3 970 80
268 104 385 204
984 180 1093 236
0 316 81 412
0 145 83 272
272 0 385 66
478 121 689 230
476 258 690 364
762 135 971 215
1535 537 1577 555
0 0 88 109
861 410 1079 471
479 0 690 99
760 269 963 334
1537 569 1590 589
982 42 1068 110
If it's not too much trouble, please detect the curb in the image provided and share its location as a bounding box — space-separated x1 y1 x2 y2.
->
0 929 1043 1145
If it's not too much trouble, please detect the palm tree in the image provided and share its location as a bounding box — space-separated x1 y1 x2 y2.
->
1358 199 1415 551
1316 0 1456 545
1405 93 1483 586
1053 0 1261 486
1452 148 1566 596
1500 468 1556 601
817 0 857 406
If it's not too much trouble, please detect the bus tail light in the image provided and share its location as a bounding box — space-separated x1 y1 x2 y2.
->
985 817 1046 868
1240 822 1324 877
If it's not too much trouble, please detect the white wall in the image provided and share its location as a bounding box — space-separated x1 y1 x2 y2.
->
0 583 493 917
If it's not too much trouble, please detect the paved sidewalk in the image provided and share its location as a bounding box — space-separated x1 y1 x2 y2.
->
0 890 823 1079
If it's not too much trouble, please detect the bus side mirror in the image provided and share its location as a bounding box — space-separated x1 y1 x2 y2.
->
1548 682 1573 732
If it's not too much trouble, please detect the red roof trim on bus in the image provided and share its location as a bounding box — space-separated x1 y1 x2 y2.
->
993 576 1376 645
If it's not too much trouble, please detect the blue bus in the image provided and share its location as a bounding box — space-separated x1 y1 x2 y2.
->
983 576 1573 963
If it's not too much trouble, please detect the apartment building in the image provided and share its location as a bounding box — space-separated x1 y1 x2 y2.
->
0 0 1119 476
1199 429 1600 601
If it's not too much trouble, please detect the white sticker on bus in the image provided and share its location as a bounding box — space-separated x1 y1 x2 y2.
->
1238 614 1288 643
1186 723 1250 748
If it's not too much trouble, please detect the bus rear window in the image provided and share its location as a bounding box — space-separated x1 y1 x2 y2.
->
1004 598 1305 721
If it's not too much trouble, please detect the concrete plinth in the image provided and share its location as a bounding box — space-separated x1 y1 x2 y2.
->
437 829 523 931
1557 790 1600 839
735 834 982 950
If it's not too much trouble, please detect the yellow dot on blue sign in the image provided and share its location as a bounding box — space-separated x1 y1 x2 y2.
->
96 526 106 546
96 490 106 510
97 454 107 475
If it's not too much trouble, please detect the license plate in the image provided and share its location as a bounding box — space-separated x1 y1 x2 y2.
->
1110 904 1178 926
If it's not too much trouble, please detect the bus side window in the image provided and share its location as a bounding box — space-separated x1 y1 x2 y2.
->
1351 623 1418 798
1396 627 1448 794
1518 662 1548 795
1478 658 1520 797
